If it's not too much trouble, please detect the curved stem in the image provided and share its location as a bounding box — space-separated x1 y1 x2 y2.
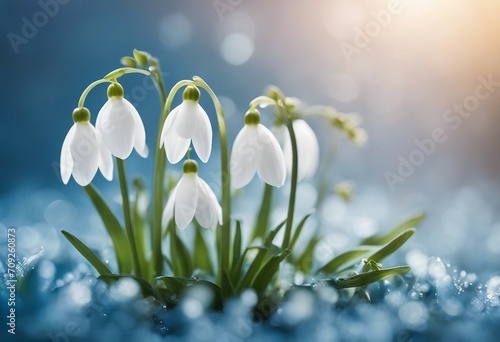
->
116 158 142 277
78 79 114 108
193 76 230 290
152 79 194 277
282 120 299 249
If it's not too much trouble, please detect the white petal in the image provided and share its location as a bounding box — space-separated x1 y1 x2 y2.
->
97 131 113 181
230 125 259 189
60 124 76 184
294 120 320 181
162 185 177 227
174 174 198 229
161 106 191 164
174 101 197 139
70 123 100 186
96 98 135 159
191 104 212 163
194 177 221 229
122 99 148 158
256 124 286 187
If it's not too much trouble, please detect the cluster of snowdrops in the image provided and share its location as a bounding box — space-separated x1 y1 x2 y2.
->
60 50 422 308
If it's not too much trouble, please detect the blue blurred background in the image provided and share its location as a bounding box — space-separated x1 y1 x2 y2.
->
1 0 500 284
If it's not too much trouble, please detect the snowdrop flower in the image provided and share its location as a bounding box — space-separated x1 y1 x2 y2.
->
162 159 222 230
160 85 212 164
96 83 148 159
277 119 320 182
230 109 286 189
60 107 113 186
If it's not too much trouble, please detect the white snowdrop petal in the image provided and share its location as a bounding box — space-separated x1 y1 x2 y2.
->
230 125 259 189
60 124 76 184
97 98 135 159
256 124 286 187
70 123 100 186
194 178 215 229
97 131 113 181
123 99 148 158
191 104 212 163
174 175 198 229
174 101 197 139
294 120 320 180
162 186 177 227
161 107 191 163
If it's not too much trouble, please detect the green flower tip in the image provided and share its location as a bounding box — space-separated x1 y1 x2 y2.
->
244 109 260 125
182 85 200 102
267 86 283 102
183 159 198 174
72 107 91 123
120 56 137 68
107 83 124 99
133 49 150 66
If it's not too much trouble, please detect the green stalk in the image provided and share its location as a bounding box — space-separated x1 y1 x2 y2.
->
251 184 274 242
193 76 231 292
116 158 142 277
282 120 299 248
152 79 194 276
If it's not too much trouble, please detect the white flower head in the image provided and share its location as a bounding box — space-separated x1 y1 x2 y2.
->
160 85 212 164
162 159 222 230
230 110 286 189
96 83 148 160
60 107 113 186
277 119 320 182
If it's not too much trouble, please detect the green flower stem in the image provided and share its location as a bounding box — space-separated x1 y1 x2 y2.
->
282 119 299 249
192 76 231 291
116 158 142 277
77 68 151 108
252 184 274 242
152 79 194 277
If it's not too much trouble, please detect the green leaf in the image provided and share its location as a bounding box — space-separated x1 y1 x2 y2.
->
62 230 112 278
169 223 193 277
251 249 291 296
362 228 415 272
327 266 411 288
237 247 269 290
232 221 242 270
231 246 264 284
294 237 319 274
157 276 223 309
133 180 150 282
194 226 214 275
290 213 312 251
98 273 165 303
84 185 132 273
317 247 374 274
361 212 425 245
264 219 287 247
252 184 274 242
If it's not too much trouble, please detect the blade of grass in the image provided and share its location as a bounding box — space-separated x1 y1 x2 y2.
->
251 249 291 296
361 213 425 245
62 230 112 279
251 184 273 242
327 266 411 288
84 185 132 273
194 225 214 275
289 213 312 251
317 247 374 275
362 228 415 272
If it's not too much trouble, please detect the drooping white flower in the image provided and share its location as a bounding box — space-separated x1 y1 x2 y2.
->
162 160 222 230
230 110 286 189
96 83 148 160
277 119 320 182
60 107 113 186
160 85 212 164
